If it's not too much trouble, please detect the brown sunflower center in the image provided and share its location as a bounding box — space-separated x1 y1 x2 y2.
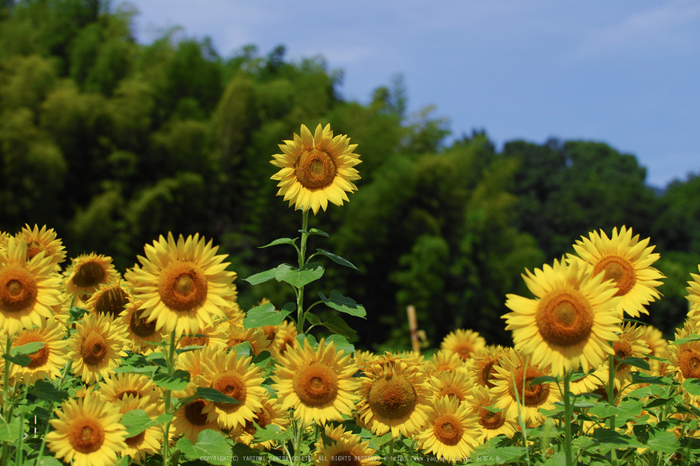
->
95 287 130 318
180 335 209 347
212 373 246 410
509 367 551 407
184 400 210 426
293 361 339 406
438 386 465 402
125 431 146 448
593 255 636 297
26 241 45 261
158 262 208 312
262 325 277 342
482 360 498 388
368 373 417 420
329 451 362 466
455 344 474 361
0 265 39 313
243 406 272 436
614 341 633 372
116 390 140 400
536 289 594 347
68 418 105 453
478 408 506 430
679 348 700 379
279 335 295 356
295 149 337 190
129 308 158 338
14 332 49 369
80 332 108 366
433 414 463 446
73 261 106 288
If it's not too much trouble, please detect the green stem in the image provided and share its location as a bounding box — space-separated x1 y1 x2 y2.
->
35 362 72 466
2 333 13 466
563 370 573 466
607 352 618 466
388 437 395 466
293 419 304 466
296 210 310 335
161 330 177 466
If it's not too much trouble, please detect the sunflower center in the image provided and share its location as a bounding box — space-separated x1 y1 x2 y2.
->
180 335 208 347
438 387 465 402
244 407 272 436
293 361 339 406
614 341 633 372
125 431 146 448
478 408 506 430
212 373 246 410
26 242 45 261
73 261 106 288
433 414 463 446
80 332 108 366
14 333 49 369
509 367 551 407
679 348 700 379
130 308 158 338
482 360 498 388
184 400 210 426
95 287 130 318
593 256 636 297
158 262 208 312
117 390 140 400
455 344 474 361
68 418 104 453
368 373 417 420
329 451 362 466
536 289 594 347
295 149 337 190
0 266 39 313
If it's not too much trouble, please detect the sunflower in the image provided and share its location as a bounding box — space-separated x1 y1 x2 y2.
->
98 373 161 408
669 320 700 395
639 324 669 375
270 320 298 359
687 266 700 318
130 233 236 336
68 313 129 384
352 349 377 372
227 326 271 356
270 123 361 215
46 392 128 466
15 224 66 268
196 347 267 430
440 329 486 362
86 280 132 319
63 253 119 299
171 385 220 442
231 393 290 450
8 320 68 385
415 396 480 463
503 257 621 377
356 353 432 438
117 395 163 464
271 338 359 426
179 323 228 351
465 345 505 389
490 348 560 426
119 299 163 353
466 386 518 441
572 226 665 317
313 424 381 466
430 369 472 403
593 322 651 389
0 237 63 335
425 349 464 376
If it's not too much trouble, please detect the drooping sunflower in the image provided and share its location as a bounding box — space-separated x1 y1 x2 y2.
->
68 313 129 384
356 353 432 438
465 385 518 441
230 393 290 451
87 280 132 318
119 299 162 353
503 257 621 377
271 338 359 426
8 320 68 385
117 395 164 465
196 347 267 430
46 392 128 466
14 224 66 269
415 396 481 463
572 226 665 317
171 385 220 442
270 123 361 215
63 253 119 300
130 233 237 336
429 369 472 403
465 345 505 389
0 237 63 335
313 424 382 466
440 329 486 362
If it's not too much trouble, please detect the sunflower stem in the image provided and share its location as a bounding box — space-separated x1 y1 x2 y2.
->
562 370 574 466
2 333 13 466
388 437 395 466
296 210 310 335
161 330 177 466
607 352 618 466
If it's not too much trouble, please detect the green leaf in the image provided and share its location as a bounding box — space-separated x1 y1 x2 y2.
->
646 429 680 454
195 387 240 404
276 262 324 288
112 365 158 376
253 424 292 443
26 458 64 466
177 429 233 465
318 290 366 318
629 373 674 385
684 378 700 396
317 249 359 271
28 380 70 403
121 410 173 437
589 399 643 421
618 356 650 372
0 417 22 442
3 342 45 367
470 446 527 464
305 312 321 324
304 228 329 237
229 341 252 357
153 370 190 391
296 334 318 350
244 267 279 286
258 237 297 248
243 302 291 329
530 375 558 385
317 315 358 341
325 334 354 356
591 428 643 449
672 334 700 345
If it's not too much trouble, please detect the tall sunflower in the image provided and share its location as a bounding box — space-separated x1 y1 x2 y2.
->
130 233 237 336
46 392 128 466
0 237 62 334
571 226 665 317
8 320 68 385
63 253 119 299
271 338 359 426
68 313 129 384
14 224 66 268
503 257 621 377
270 123 361 215
415 397 481 463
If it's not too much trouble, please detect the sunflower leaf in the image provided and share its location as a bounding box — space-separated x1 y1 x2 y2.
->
683 378 700 396
303 228 329 237
645 429 680 454
253 424 291 443
229 341 251 357
195 387 240 404
244 267 279 286
325 334 354 356
121 410 173 437
617 356 650 371
177 429 233 465
0 417 23 442
671 334 700 345
275 262 324 288
296 333 318 349
318 290 366 318
315 315 358 341
153 370 190 391
112 365 158 376
258 237 298 248
316 249 359 271
4 342 45 367
243 302 290 329
629 372 674 385
28 380 70 403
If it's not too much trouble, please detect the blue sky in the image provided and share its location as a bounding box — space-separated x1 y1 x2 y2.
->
124 0 700 189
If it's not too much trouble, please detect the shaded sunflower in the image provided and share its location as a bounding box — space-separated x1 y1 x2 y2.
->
117 395 163 465
503 257 621 377
356 353 432 438
270 123 361 215
425 349 464 376
171 385 219 442
230 392 290 450
668 320 700 397
15 224 66 269
131 233 236 336
179 323 228 350
0 237 62 334
465 345 505 389
593 322 651 389
46 392 128 466
270 320 298 359
63 253 119 300
98 373 161 409
226 326 271 356
68 313 129 384
490 348 560 426
313 424 381 466
415 396 481 463
119 299 163 353
8 319 68 385
271 338 358 426
440 329 486 362
429 369 472 403
87 280 132 319
466 386 518 441
196 347 267 430
572 226 665 317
